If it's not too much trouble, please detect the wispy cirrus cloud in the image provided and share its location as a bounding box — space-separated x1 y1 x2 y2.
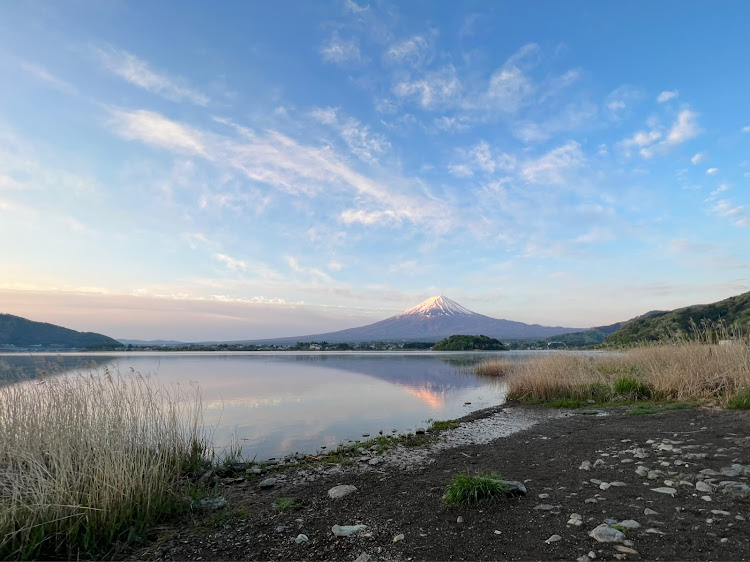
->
383 34 431 67
93 45 209 106
621 109 701 158
309 106 390 163
657 90 679 103
319 34 365 65
392 65 461 110
691 152 707 164
448 140 515 177
18 60 77 95
521 141 585 185
107 108 452 230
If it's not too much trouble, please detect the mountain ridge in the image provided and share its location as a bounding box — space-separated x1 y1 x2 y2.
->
0 313 124 350
241 295 583 344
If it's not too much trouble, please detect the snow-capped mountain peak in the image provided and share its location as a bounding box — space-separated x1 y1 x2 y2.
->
396 295 477 318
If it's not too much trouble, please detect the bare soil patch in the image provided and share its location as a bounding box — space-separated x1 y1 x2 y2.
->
128 404 750 561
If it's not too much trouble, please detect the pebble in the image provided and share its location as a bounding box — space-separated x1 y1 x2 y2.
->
258 477 277 489
368 458 380 466
538 493 550 499
599 482 611 490
614 545 639 555
393 534 405 543
328 484 357 499
610 482 627 487
456 516 464 523
534 504 557 511
332 524 368 537
650 487 677 496
635 466 649 477
198 496 228 510
354 554 371 562
646 528 665 535
579 460 592 471
722 483 750 499
294 534 308 544
616 519 641 530
644 508 658 516
568 513 583 526
545 534 562 544
589 524 625 543
711 510 731 516
696 481 713 493
701 494 712 501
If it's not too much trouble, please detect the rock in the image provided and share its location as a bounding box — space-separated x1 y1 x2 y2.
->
644 508 658 516
415 427 426 434
579 460 592 471
294 534 308 544
504 481 528 496
584 497 598 504
354 554 371 562
635 466 649 477
589 551 597 559
722 483 750 499
258 477 277 489
590 478 603 485
650 487 676 496
647 471 661 480
545 534 562 544
646 528 665 535
699 468 719 476
696 481 713 493
534 504 556 511
720 464 743 477
328 484 358 499
614 545 639 555
393 533 405 543
610 481 627 487
538 493 550 499
456 516 464 523
616 520 641 530
577 556 589 562
711 510 731 515
275 525 288 533
332 524 368 537
589 524 625 543
198 496 228 510
568 513 583 526
593 459 605 468
599 482 611 490
368 458 380 466
701 495 712 502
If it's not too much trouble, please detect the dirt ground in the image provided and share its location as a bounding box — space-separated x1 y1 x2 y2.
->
128 404 750 561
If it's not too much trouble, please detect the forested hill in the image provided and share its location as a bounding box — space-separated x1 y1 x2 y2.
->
603 292 750 345
0 314 124 350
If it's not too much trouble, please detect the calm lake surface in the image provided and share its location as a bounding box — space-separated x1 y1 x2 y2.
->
0 351 542 460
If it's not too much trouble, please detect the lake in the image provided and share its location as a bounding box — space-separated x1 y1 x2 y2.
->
0 351 540 460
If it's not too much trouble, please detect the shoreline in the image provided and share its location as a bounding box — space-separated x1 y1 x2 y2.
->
129 404 750 561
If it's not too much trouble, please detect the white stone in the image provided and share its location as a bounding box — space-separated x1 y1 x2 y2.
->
650 487 677 496
294 534 309 544
545 534 562 544
332 524 368 537
589 524 625 543
328 484 358 499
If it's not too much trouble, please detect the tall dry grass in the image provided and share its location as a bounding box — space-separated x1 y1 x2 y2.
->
506 341 750 406
0 370 206 559
474 358 517 377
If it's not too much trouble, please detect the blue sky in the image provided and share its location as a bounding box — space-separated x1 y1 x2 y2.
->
0 1 748 340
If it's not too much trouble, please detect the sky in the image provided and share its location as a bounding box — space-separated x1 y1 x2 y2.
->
0 1 748 341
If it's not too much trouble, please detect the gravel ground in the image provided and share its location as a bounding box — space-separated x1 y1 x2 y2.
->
127 403 750 561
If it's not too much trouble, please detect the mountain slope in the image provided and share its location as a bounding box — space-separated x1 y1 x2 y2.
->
537 310 668 347
603 292 750 345
0 314 124 349
249 296 582 344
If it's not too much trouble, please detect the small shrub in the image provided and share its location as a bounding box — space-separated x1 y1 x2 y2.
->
727 390 750 410
588 382 613 402
614 376 652 400
444 472 509 506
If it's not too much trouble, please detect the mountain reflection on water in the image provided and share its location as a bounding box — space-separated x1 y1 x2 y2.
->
0 351 518 460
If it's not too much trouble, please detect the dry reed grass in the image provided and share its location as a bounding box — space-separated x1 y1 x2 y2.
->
507 341 750 406
0 370 206 559
474 359 517 377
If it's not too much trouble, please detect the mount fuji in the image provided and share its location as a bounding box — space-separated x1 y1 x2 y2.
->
251 296 582 344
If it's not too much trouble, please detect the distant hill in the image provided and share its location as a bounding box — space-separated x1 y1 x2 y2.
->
244 296 582 344
433 335 504 351
603 292 750 345
0 314 124 350
538 311 667 347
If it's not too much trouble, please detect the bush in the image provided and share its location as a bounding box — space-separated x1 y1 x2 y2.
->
444 472 510 506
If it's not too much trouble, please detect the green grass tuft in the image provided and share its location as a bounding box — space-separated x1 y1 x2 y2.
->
429 419 460 431
627 402 698 415
727 390 750 410
614 376 653 400
443 472 510 506
272 497 301 511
